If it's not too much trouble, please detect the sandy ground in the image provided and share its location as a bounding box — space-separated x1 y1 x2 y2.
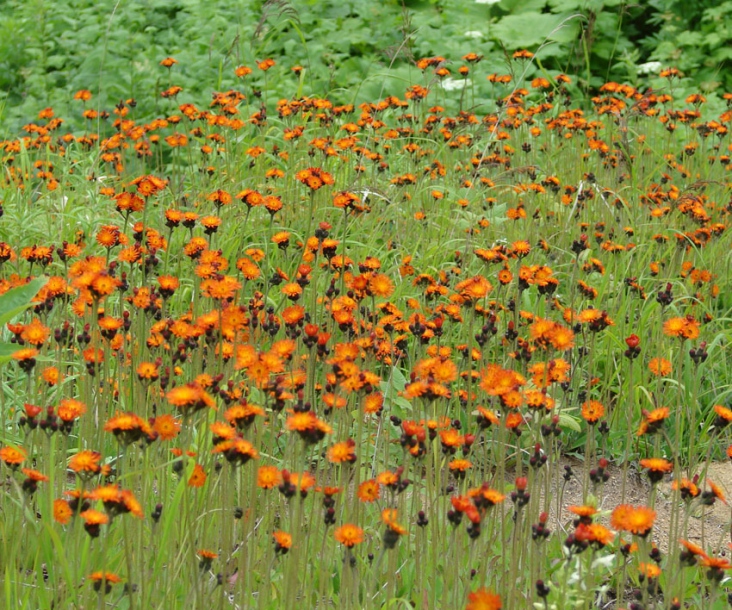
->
549 457 731 553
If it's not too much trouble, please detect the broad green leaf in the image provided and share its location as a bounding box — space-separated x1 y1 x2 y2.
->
558 412 581 433
0 342 20 365
491 12 579 48
0 276 47 327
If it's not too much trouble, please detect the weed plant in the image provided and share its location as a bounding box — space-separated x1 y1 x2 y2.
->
0 46 731 610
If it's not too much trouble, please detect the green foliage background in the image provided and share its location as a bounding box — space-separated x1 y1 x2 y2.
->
0 0 731 133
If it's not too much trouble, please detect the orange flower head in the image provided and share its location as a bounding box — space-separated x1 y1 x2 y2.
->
257 465 282 489
465 587 502 610
212 437 259 466
89 571 122 594
0 446 27 468
153 415 181 441
611 504 656 537
581 400 605 424
327 439 357 464
188 464 207 487
357 479 380 503
166 383 216 415
648 357 672 377
80 509 109 537
639 458 673 484
273 530 292 554
53 499 73 525
104 412 154 446
334 523 364 548
69 450 102 476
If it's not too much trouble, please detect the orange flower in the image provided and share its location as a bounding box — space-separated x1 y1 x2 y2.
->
206 189 232 207
663 316 699 340
224 402 264 430
188 464 207 487
639 562 662 579
89 571 122 594
41 366 61 386
449 459 473 476
90 485 143 518
334 523 364 547
273 530 292 554
157 275 179 298
611 504 655 536
581 400 605 424
705 480 727 505
69 450 102 477
327 439 357 464
637 407 670 436
456 275 492 301
257 58 276 71
576 523 615 548
296 167 333 191
469 485 505 507
12 348 39 371
285 410 332 444
357 479 380 503
700 554 732 577
568 505 598 521
381 509 407 547
476 406 500 428
369 273 395 298
257 465 282 489
465 587 502 610
153 415 181 441
363 392 384 414
212 437 259 465
0 446 27 468
679 539 706 561
21 468 49 494
20 319 50 346
713 404 732 428
672 478 700 501
53 499 73 525
639 458 673 483
197 549 218 570
104 412 154 446
133 362 158 385
167 383 216 415
648 357 672 376
80 509 109 537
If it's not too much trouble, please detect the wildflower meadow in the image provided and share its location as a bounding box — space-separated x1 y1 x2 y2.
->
0 7 732 610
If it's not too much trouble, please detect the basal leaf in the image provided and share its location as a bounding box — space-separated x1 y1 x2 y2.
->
0 277 47 327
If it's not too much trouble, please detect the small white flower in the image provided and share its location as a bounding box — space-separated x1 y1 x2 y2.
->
637 61 662 75
475 0 501 4
441 78 468 91
464 31 484 39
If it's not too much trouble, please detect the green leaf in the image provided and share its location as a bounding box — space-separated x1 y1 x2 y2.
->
491 12 579 48
499 0 548 13
676 31 704 46
558 412 581 433
0 342 20 365
0 276 47 327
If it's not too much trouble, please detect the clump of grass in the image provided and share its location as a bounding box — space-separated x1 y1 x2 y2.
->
0 48 730 610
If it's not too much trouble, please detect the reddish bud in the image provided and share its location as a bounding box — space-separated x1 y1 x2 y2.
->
625 334 640 349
